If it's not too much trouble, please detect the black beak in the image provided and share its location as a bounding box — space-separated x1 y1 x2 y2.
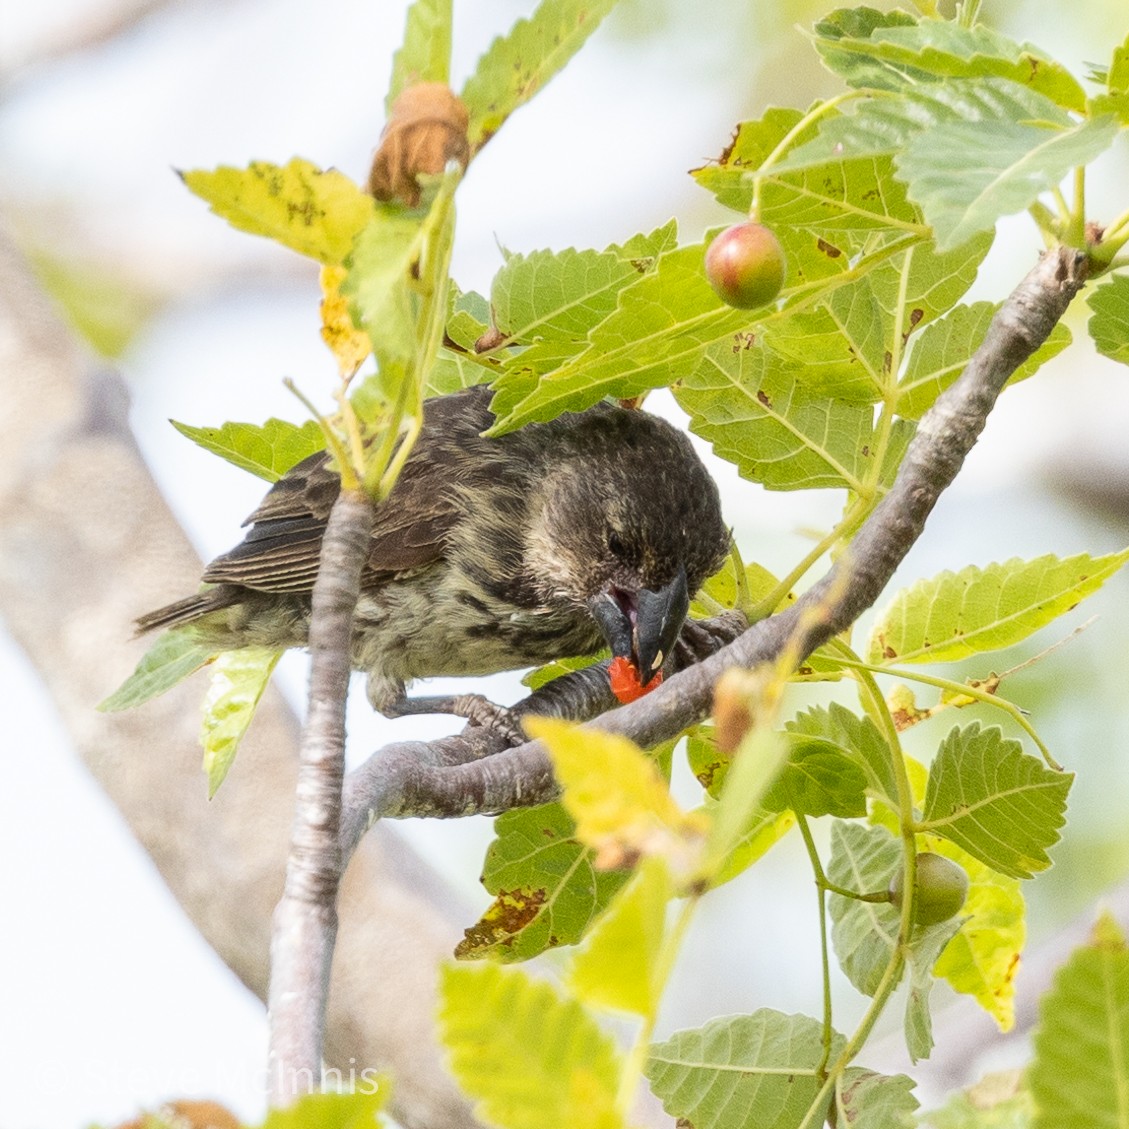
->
587 566 689 685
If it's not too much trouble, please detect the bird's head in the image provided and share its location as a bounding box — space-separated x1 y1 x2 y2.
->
524 404 730 684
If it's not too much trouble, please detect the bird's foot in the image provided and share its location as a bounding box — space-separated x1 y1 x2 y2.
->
381 692 525 747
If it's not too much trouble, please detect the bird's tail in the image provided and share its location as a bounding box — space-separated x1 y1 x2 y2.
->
134 586 241 635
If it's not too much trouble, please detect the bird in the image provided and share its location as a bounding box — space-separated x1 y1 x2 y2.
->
136 384 731 734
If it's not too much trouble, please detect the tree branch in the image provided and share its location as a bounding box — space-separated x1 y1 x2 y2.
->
340 246 1088 842
268 488 372 1105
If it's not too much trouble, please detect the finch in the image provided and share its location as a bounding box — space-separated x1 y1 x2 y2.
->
137 385 730 730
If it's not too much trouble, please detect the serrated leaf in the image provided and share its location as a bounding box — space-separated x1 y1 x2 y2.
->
921 724 1071 879
180 160 375 265
838 1068 919 1129
828 820 902 996
456 801 629 962
676 341 888 491
813 14 1085 110
257 1086 388 1128
492 223 676 344
788 704 900 816
868 549 1129 666
487 240 754 433
98 630 217 712
897 302 1071 420
170 418 326 482
527 717 706 870
762 734 868 818
567 856 673 1016
440 963 624 1129
905 916 963 1062
1089 273 1129 365
387 0 450 110
689 555 781 619
1030 912 1129 1129
460 0 620 154
899 111 1119 251
646 1010 843 1129
200 647 281 797
927 838 1025 1032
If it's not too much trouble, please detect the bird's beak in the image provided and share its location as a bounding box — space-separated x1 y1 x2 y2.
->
587 566 689 685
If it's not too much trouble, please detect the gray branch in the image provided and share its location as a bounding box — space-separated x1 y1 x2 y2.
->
268 488 373 1104
341 246 1088 855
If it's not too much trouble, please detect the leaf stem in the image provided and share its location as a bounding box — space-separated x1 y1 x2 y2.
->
794 811 836 1078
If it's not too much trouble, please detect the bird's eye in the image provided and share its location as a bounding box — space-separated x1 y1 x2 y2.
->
607 528 626 557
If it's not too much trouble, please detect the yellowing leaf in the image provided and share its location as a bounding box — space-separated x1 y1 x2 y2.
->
526 717 706 870
181 159 375 265
201 647 281 796
926 836 1025 1031
567 857 674 1017
440 963 624 1129
320 264 372 377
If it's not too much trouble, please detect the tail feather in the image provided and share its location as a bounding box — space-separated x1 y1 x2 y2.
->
134 587 241 635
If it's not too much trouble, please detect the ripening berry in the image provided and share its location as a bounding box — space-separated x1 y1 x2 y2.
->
704 222 786 309
889 852 970 926
609 656 663 704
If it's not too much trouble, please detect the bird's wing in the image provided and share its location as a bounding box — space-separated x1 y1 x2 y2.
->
202 386 495 593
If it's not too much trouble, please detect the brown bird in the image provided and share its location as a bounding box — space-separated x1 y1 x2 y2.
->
137 385 730 731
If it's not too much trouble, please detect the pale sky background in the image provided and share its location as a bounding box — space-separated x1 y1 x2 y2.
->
3 1 1129 1125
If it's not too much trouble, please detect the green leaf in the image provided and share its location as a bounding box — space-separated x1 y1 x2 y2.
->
1030 912 1129 1129
491 223 676 343
98 630 217 712
905 916 963 1062
440 963 624 1129
812 13 1086 110
1089 273 1129 366
868 549 1129 666
708 804 795 888
760 234 992 404
387 0 451 110
787 704 900 816
257 1087 388 1128
921 724 1072 880
343 205 426 392
487 240 754 434
762 734 868 818
899 109 1119 250
676 342 892 491
455 801 629 962
567 856 673 1016
170 418 325 482
461 0 620 154
646 1010 843 1129
928 838 1025 1032
180 159 375 265
897 302 1071 420
828 820 901 996
838 1068 919 1129
200 647 281 797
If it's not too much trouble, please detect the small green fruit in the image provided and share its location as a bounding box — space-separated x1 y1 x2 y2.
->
704 222 786 309
889 852 969 926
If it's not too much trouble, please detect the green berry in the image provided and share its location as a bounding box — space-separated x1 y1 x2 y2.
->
889 853 969 926
704 222 786 309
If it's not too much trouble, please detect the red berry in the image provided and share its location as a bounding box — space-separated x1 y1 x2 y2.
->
609 656 664 704
704 222 786 309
